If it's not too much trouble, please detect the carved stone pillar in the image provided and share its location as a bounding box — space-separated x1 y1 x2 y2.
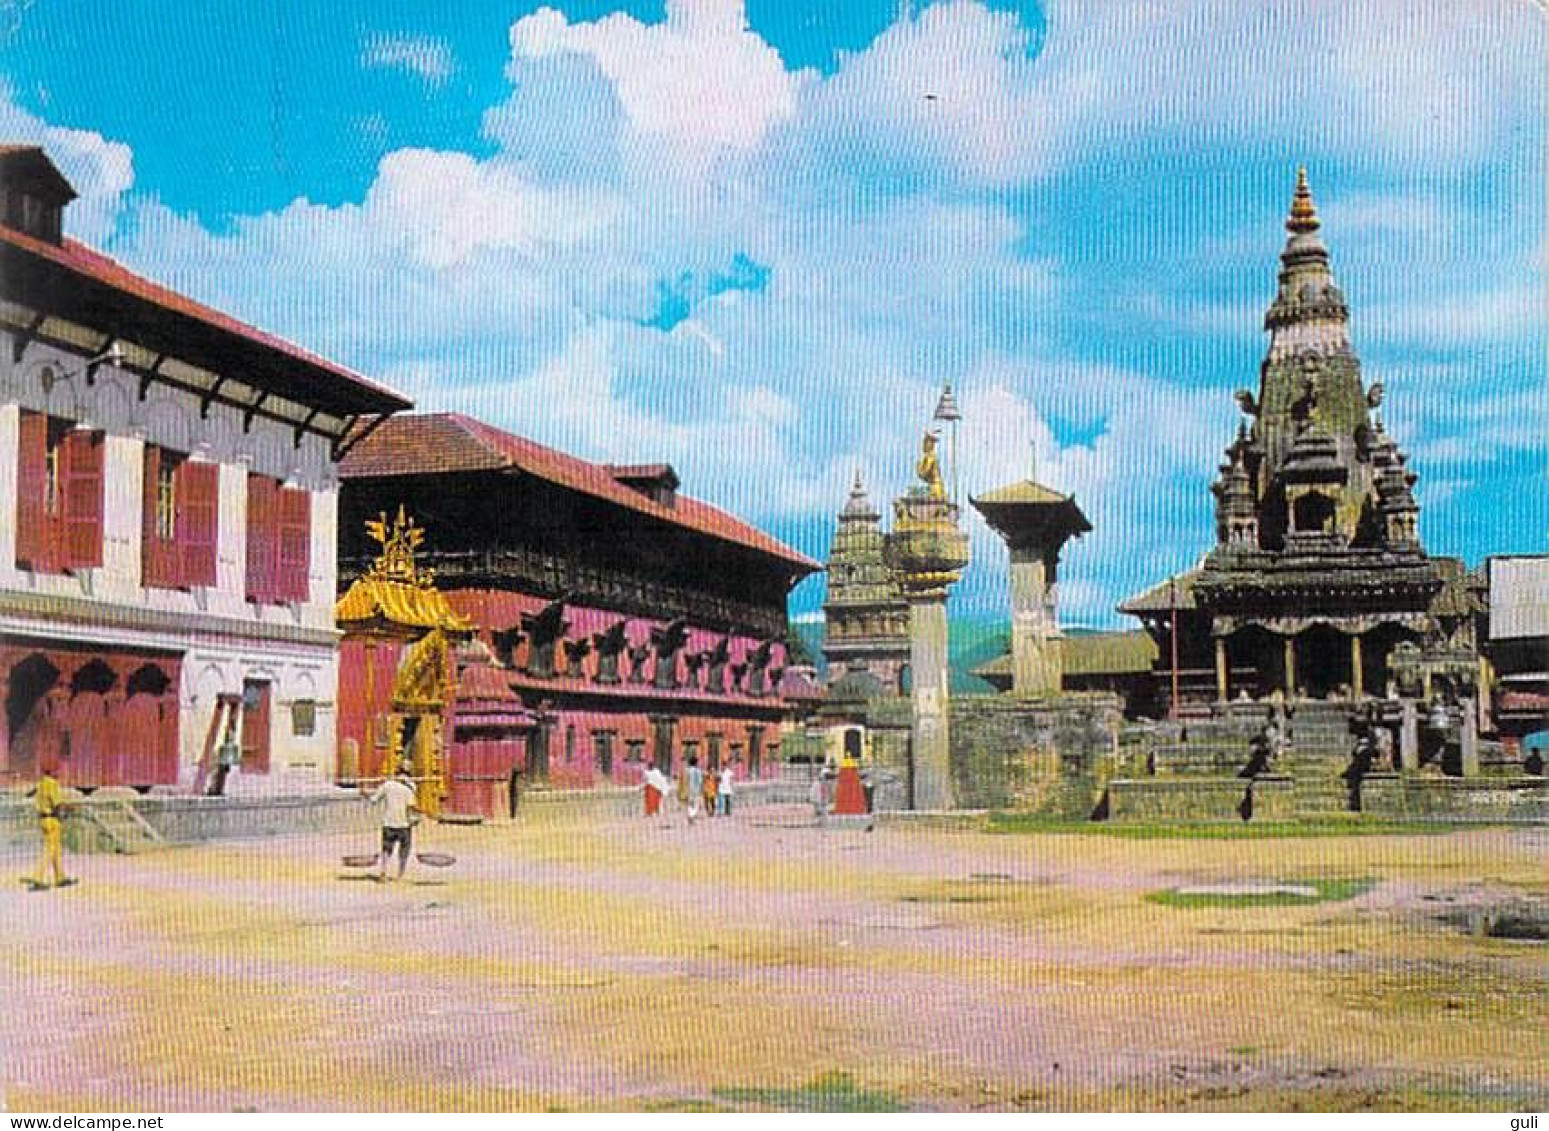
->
1399 699 1419 772
1459 699 1479 778
886 492 969 810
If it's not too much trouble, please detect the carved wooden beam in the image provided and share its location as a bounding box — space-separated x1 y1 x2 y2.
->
199 376 228 420
12 312 45 364
137 354 167 401
293 408 320 449
242 392 270 433
333 413 392 463
84 339 119 387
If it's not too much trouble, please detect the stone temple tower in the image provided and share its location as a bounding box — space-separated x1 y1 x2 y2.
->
972 479 1091 697
822 470 910 694
1190 168 1446 702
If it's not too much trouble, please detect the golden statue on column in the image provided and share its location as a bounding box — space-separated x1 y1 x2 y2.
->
916 431 946 499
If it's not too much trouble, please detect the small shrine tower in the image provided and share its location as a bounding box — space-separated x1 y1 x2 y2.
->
972 479 1091 697
822 470 910 693
335 507 474 817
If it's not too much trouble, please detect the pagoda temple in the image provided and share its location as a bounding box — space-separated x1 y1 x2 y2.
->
1121 169 1482 708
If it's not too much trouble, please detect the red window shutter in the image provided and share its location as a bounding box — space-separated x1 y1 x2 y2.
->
141 445 171 588
277 486 311 603
15 410 49 568
245 474 277 602
62 429 104 570
177 459 219 588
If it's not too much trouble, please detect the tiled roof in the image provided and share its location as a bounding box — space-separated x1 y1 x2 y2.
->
972 479 1075 507
970 478 1092 539
335 574 472 633
341 413 819 572
0 222 410 415
1118 569 1203 614
972 631 1158 681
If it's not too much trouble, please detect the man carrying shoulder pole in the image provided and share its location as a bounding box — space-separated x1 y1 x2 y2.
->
361 764 420 882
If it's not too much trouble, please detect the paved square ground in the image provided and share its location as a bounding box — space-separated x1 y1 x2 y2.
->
3 811 1545 1111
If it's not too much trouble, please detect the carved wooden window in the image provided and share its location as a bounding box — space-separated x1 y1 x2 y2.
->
142 446 218 589
15 410 103 574
246 474 310 604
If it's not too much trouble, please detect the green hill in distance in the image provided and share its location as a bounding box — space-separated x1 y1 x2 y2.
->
789 617 1011 695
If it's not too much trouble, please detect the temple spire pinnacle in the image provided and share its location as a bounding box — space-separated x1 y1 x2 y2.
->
1287 166 1320 234
841 465 879 521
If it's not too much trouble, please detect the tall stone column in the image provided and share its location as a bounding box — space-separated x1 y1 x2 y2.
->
1459 700 1479 778
886 493 969 810
1399 700 1419 772
1008 547 1060 696
907 597 952 808
971 480 1090 700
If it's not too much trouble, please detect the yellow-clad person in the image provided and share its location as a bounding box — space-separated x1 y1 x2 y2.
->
24 759 76 891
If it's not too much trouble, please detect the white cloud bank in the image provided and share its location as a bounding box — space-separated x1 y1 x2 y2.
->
15 0 1544 623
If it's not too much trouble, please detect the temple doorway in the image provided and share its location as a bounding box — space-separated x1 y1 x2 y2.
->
240 679 271 774
1298 624 1348 700
6 653 61 779
1227 626 1279 699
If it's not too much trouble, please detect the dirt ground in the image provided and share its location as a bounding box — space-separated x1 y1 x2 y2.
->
2 809 1545 1112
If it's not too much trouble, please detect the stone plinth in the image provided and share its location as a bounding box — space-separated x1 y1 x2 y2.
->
886 491 970 810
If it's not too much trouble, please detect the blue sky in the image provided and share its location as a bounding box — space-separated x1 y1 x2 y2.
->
1 0 1543 627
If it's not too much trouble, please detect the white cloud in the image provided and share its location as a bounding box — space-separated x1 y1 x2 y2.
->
1364 285 1542 350
7 0 1540 624
508 0 797 154
1031 0 1544 172
362 32 456 87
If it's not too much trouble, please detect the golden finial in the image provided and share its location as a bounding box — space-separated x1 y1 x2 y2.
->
1287 165 1320 234
365 506 433 587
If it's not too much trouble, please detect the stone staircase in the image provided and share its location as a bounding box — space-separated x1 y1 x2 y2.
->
74 796 167 854
1115 701 1368 820
1283 703 1359 815
1290 773 1355 815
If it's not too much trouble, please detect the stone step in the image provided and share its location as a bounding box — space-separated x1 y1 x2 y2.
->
1293 777 1356 816
77 798 167 855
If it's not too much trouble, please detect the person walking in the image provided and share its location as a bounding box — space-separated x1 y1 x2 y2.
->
685 755 704 825
717 764 733 817
702 763 719 818
23 760 75 891
643 764 668 817
364 766 419 881
810 770 828 828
